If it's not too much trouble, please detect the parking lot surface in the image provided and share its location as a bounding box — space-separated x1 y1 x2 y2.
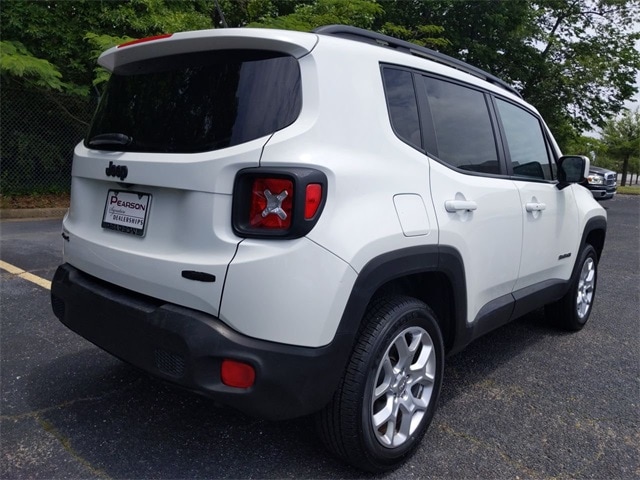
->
1 196 639 479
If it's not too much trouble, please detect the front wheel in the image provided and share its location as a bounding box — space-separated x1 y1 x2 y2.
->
546 244 598 331
316 295 444 472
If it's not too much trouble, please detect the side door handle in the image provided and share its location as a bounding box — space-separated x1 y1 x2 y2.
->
445 200 478 212
525 202 546 212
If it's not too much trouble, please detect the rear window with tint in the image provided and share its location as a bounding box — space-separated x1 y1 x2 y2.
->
86 50 302 153
423 77 500 174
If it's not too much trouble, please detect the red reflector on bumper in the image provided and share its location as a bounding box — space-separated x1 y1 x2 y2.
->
221 359 256 388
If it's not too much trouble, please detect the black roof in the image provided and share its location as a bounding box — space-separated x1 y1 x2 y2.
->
313 25 521 98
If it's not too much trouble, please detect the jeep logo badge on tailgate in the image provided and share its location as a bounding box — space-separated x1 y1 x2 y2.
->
105 161 128 181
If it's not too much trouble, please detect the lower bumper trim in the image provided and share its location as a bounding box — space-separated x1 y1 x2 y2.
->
51 263 352 420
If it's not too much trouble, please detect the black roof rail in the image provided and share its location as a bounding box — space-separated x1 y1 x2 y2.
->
312 24 521 98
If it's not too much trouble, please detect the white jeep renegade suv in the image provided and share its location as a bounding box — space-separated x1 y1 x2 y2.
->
51 25 606 472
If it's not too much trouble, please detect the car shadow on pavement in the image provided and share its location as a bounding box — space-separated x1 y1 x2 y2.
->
25 347 364 478
24 310 572 479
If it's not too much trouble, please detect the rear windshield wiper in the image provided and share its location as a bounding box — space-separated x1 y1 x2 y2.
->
87 133 133 147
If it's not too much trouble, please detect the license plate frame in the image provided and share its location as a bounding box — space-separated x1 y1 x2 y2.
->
102 190 152 237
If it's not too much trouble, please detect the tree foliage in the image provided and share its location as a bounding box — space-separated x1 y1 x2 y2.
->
368 0 640 148
0 41 69 91
0 0 216 93
601 109 640 186
1 0 639 148
246 0 383 30
522 0 640 142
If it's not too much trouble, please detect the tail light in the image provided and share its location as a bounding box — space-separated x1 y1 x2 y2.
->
233 168 327 238
249 178 294 229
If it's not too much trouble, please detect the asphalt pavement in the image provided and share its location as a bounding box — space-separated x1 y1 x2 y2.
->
1 197 639 479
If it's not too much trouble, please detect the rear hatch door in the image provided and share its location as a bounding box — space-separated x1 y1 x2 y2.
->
64 30 315 317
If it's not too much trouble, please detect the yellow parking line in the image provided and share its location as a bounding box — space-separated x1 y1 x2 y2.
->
0 260 23 275
0 260 52 290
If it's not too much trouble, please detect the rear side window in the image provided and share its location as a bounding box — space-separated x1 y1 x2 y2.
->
86 50 302 153
423 77 500 175
382 68 422 149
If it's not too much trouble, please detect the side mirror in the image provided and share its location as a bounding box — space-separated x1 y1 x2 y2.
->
557 155 590 190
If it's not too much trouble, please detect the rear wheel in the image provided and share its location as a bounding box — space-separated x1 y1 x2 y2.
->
546 244 598 331
316 295 444 472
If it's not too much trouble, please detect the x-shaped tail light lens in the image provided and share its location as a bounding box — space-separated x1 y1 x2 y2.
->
249 178 293 229
262 189 289 220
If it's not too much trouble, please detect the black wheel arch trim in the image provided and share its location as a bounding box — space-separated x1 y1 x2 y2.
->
335 245 467 351
579 216 607 261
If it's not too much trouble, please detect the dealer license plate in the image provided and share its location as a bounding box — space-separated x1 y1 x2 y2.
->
102 190 151 237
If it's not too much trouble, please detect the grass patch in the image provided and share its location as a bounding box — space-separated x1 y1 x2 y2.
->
618 185 640 195
0 192 70 209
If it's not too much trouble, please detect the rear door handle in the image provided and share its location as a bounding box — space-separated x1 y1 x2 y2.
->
525 202 546 212
445 200 478 212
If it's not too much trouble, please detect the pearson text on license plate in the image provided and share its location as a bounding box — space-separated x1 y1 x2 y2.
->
102 190 151 237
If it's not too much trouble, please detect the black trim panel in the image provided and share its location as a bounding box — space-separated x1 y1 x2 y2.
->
511 279 567 319
469 293 514 339
335 245 467 344
451 279 568 354
579 216 607 259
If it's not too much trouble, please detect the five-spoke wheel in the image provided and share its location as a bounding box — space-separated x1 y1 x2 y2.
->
317 295 444 472
546 244 599 331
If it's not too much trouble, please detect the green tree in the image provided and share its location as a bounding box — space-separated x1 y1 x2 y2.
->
0 40 69 92
601 109 640 186
374 1 640 149
0 0 216 92
2 0 640 194
564 134 605 161
216 0 312 27
247 0 383 31
522 0 640 142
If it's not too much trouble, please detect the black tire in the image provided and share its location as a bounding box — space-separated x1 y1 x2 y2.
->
546 244 598 331
316 295 444 472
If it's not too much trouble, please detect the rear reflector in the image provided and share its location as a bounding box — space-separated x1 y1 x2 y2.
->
118 34 173 48
221 359 256 389
305 184 322 219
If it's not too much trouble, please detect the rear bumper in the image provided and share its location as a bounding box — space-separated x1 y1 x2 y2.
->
51 263 352 420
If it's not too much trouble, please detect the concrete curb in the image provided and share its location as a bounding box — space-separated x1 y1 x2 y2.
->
0 208 68 220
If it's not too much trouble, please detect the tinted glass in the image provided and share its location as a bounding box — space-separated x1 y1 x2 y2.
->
382 68 421 149
86 50 301 153
495 99 552 180
423 77 499 174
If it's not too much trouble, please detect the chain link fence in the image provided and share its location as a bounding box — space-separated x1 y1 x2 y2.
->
1 87 97 195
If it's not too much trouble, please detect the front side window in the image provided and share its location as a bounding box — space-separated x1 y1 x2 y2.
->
495 99 553 180
423 77 500 174
86 50 302 153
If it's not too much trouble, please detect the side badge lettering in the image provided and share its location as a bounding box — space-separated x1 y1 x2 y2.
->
558 252 572 260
